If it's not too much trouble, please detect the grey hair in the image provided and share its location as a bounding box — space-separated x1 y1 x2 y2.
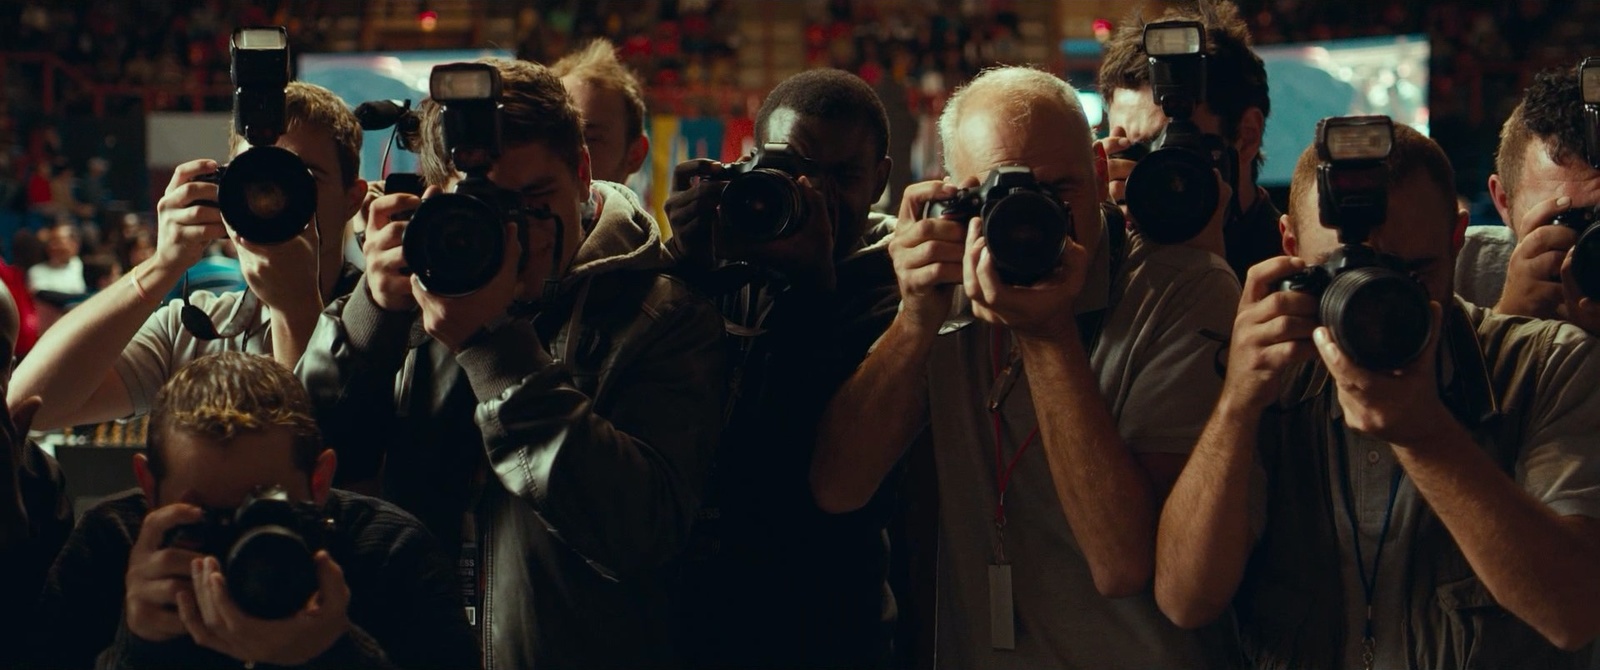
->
937 66 1094 177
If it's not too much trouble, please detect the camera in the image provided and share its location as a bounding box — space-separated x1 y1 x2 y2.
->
1556 57 1600 299
162 485 335 620
674 143 818 243
923 166 1072 286
354 98 426 197
197 27 318 246
1123 21 1238 246
403 63 535 297
1275 115 1432 371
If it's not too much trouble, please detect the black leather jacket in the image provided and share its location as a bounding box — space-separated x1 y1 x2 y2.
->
299 183 727 669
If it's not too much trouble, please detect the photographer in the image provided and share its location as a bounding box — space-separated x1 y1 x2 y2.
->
1155 122 1600 666
299 58 725 669
662 69 900 669
0 281 70 669
31 352 477 669
1098 0 1278 279
810 66 1243 667
8 81 366 430
1461 65 1600 334
552 39 650 186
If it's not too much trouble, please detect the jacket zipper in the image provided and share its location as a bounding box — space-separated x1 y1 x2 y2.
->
482 512 496 670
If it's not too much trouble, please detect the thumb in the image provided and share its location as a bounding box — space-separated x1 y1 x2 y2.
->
11 396 42 439
312 551 349 612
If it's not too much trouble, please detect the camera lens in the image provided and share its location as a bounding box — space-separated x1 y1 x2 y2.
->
983 190 1070 286
404 193 506 297
226 525 319 620
1570 223 1600 299
218 145 317 245
1322 266 1431 370
720 169 805 242
1124 147 1219 245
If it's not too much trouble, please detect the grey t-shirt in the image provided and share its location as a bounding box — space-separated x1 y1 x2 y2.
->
1453 225 1514 309
113 289 274 414
1323 304 1600 669
926 234 1241 669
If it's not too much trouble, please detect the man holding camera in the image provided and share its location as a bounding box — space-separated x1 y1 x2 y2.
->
810 66 1243 667
1098 1 1279 280
662 69 900 669
299 58 725 669
1459 64 1600 335
30 352 477 669
8 79 366 431
1156 120 1600 667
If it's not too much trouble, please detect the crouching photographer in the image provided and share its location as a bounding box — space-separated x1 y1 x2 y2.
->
29 352 477 670
1157 118 1600 666
299 58 725 669
661 70 901 669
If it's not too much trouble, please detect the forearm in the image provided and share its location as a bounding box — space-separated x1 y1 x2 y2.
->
811 313 933 514
1394 417 1600 650
1018 331 1155 597
11 261 180 428
1154 397 1261 628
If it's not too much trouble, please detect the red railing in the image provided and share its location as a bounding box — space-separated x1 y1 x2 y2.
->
0 51 234 116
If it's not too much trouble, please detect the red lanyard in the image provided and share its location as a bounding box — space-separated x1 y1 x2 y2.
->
989 326 1038 529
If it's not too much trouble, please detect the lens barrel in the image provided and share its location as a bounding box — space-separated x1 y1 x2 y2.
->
1321 266 1431 370
719 169 807 242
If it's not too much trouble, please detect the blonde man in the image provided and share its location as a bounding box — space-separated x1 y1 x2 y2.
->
553 39 651 184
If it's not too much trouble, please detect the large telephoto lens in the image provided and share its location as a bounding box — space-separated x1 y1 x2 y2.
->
1124 146 1218 245
982 191 1070 286
1321 266 1431 370
719 169 806 242
218 145 317 245
404 194 506 297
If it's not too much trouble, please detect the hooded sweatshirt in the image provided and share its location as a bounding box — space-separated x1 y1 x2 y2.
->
300 181 727 669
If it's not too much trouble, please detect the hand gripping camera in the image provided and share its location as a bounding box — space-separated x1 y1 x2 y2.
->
1552 57 1600 299
162 485 335 620
923 166 1072 286
1123 20 1239 246
1276 116 1433 371
196 27 319 246
404 63 547 297
674 143 820 243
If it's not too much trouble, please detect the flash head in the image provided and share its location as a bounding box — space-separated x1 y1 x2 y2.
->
1144 21 1203 57
430 63 500 103
1318 115 1394 163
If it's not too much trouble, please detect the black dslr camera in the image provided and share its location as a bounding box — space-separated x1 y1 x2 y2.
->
162 485 335 620
1123 20 1238 246
1552 57 1600 299
1276 116 1432 371
923 166 1072 286
674 143 819 243
354 98 425 197
404 63 538 297
195 27 318 246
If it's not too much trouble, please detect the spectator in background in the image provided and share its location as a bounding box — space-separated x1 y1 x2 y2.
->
117 224 155 270
81 253 120 293
551 39 652 186
27 222 85 296
24 163 52 218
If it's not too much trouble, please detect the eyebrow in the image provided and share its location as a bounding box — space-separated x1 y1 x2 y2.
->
519 177 557 194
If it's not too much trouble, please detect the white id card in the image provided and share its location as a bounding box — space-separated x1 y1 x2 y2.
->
989 563 1015 650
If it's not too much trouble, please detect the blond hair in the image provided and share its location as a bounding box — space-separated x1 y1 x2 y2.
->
552 39 647 145
146 352 322 479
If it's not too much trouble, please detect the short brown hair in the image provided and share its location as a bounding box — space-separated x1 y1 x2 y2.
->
1098 0 1271 176
417 58 585 188
146 352 322 481
1288 122 1456 233
228 81 363 188
1496 66 1589 207
551 39 647 145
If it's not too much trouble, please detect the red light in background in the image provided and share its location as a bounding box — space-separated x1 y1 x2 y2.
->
419 9 438 32
1093 18 1113 42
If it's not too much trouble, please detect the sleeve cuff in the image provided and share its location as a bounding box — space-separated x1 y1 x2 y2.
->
1546 498 1600 521
342 277 418 361
455 319 555 402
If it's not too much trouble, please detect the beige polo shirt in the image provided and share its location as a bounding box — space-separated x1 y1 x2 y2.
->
113 290 274 415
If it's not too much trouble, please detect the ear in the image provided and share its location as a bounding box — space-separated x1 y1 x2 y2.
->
1279 213 1298 257
1452 207 1470 256
873 155 892 204
1235 107 1265 183
310 449 337 506
577 146 594 198
133 452 158 507
1488 173 1514 235
342 177 369 224
623 134 650 178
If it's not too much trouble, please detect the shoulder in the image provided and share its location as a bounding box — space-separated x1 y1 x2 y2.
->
1123 242 1242 306
326 489 433 548
1470 302 1600 397
72 489 149 545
